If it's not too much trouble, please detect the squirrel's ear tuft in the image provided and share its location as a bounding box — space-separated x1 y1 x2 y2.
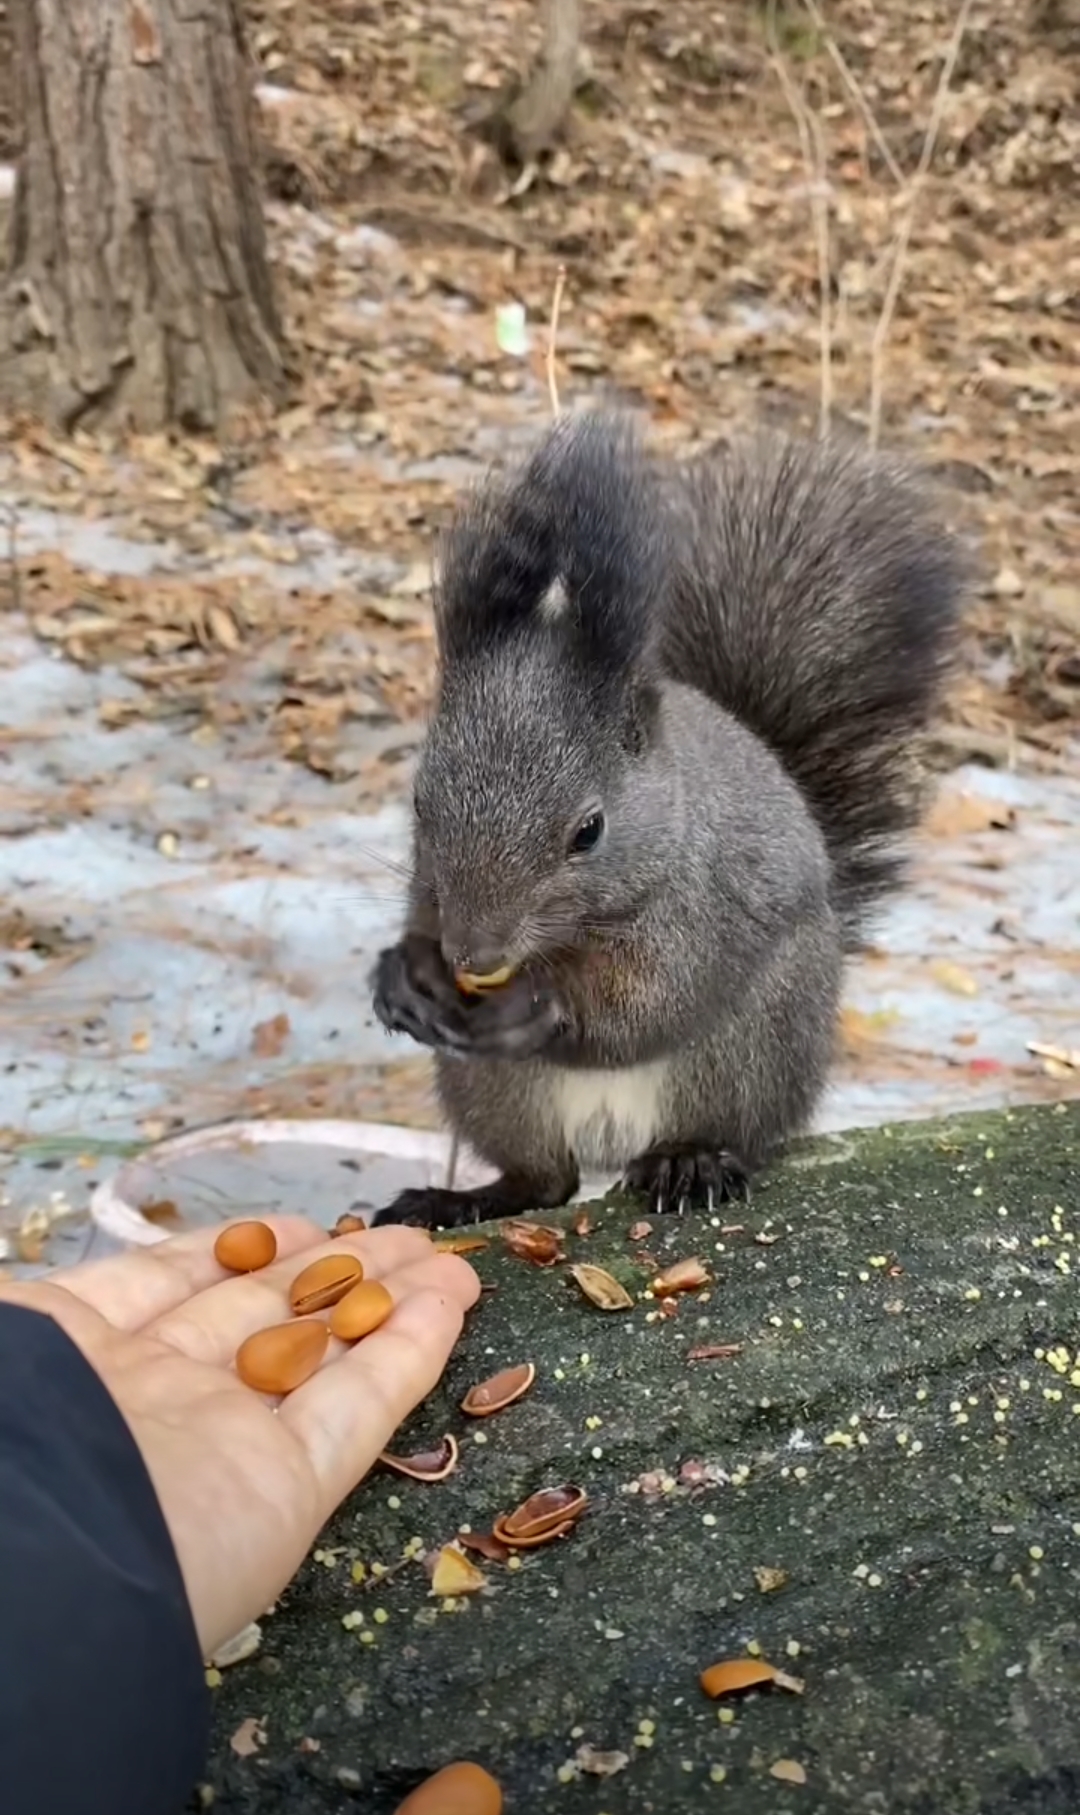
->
432 468 560 666
525 411 669 674
433 412 669 673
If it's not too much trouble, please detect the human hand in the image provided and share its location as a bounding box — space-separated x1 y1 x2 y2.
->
372 933 567 1060
0 1218 479 1656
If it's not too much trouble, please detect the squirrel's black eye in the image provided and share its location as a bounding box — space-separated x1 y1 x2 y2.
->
569 810 605 855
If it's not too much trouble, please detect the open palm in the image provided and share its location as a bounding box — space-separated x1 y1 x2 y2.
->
0 1218 479 1655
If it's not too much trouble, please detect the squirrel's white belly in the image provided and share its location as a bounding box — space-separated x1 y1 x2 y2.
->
547 1062 670 1170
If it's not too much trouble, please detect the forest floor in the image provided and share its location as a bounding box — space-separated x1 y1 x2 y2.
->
3 0 1078 768
0 0 1077 1255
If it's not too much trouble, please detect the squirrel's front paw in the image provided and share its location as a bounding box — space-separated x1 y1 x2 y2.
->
371 935 567 1060
371 935 461 1053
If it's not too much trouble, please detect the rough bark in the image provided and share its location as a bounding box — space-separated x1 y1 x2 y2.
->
0 0 286 434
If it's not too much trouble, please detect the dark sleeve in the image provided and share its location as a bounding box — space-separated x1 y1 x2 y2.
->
0 1302 210 1815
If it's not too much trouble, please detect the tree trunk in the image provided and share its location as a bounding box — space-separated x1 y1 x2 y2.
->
0 0 287 434
503 0 581 164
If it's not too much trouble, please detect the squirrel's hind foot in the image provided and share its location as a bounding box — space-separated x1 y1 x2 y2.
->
371 1167 577 1232
622 1145 750 1216
371 1186 490 1230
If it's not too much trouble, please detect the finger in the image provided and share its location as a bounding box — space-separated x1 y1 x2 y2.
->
36 1216 331 1332
147 1225 443 1367
280 1270 479 1505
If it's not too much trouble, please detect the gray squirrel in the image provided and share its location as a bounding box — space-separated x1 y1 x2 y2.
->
369 410 967 1228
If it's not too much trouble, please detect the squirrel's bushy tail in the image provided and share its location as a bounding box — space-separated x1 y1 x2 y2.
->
663 432 968 940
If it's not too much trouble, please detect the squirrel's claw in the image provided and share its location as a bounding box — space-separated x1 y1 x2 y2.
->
622 1145 751 1215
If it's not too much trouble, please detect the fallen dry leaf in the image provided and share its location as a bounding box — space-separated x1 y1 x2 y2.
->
929 958 980 997
1027 1039 1080 1072
139 1197 182 1226
572 1209 594 1236
569 1262 634 1311
925 790 1017 837
687 1343 743 1362
429 1544 488 1597
770 1759 808 1785
839 1004 902 1046
628 1219 653 1241
251 1011 291 1058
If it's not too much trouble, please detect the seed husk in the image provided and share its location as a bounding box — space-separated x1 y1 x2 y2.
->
434 1234 490 1255
501 1219 564 1266
235 1319 329 1394
392 1760 503 1815
570 1262 634 1311
650 1257 711 1295
288 1252 364 1315
699 1657 804 1698
457 1529 511 1564
380 1435 459 1483
461 1362 535 1417
214 1220 278 1273
330 1212 367 1238
492 1515 577 1551
700 1658 777 1697
329 1277 394 1342
428 1544 488 1597
499 1484 587 1541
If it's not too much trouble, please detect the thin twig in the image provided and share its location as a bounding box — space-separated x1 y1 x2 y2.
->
868 0 971 448
805 107 833 440
767 2 832 439
546 262 566 417
800 0 904 184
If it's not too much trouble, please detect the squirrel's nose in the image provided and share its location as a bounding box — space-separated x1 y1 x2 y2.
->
440 924 512 979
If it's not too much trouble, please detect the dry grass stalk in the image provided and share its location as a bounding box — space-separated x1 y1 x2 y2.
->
766 0 833 439
546 261 566 417
868 0 973 446
800 0 904 184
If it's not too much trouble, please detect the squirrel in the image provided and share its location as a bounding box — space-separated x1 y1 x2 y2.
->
369 410 968 1229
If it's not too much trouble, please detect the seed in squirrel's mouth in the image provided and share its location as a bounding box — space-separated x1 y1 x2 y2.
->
455 964 516 995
